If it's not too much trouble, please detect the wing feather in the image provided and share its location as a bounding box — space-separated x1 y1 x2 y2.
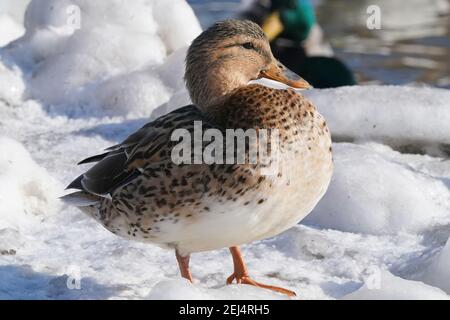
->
66 105 204 196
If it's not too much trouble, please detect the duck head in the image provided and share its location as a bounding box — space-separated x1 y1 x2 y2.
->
185 19 311 112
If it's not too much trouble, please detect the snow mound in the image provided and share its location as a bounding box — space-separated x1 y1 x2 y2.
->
147 279 287 300
0 137 62 231
0 0 29 46
423 238 450 294
0 15 25 47
304 143 450 235
343 270 449 300
305 86 450 148
3 0 201 117
0 59 25 104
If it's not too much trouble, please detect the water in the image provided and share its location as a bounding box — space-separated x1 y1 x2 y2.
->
187 0 450 88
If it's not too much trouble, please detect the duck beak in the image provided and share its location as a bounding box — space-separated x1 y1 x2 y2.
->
259 61 313 89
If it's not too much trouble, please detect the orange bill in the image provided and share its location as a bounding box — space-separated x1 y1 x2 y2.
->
259 61 312 89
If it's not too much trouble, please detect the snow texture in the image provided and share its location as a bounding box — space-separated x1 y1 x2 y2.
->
342 270 449 300
305 86 450 149
423 238 450 294
0 0 449 300
304 143 450 235
0 0 29 46
2 0 201 118
0 137 62 232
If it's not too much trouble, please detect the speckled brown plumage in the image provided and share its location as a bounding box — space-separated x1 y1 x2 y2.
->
63 19 333 296
73 84 331 249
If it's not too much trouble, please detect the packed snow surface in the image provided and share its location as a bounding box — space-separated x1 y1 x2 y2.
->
306 86 450 148
342 270 449 300
0 137 62 232
0 0 28 46
0 0 450 300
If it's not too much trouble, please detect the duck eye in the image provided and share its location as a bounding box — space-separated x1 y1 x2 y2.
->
242 42 255 50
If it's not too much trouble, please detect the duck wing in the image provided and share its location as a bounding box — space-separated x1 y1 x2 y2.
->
67 105 204 196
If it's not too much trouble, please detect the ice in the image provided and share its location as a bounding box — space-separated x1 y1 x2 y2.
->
0 0 450 300
343 270 449 300
304 143 450 235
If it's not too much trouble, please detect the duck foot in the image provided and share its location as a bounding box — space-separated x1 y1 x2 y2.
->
227 246 296 297
227 273 296 297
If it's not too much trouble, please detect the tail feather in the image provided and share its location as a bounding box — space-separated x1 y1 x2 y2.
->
60 191 102 207
65 175 84 191
60 191 106 219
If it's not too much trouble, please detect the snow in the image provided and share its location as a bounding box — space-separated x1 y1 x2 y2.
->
0 15 25 47
147 279 287 300
2 0 201 117
304 143 450 235
305 86 450 150
0 0 450 300
422 238 450 294
0 0 29 46
0 137 62 232
0 61 26 103
342 270 449 300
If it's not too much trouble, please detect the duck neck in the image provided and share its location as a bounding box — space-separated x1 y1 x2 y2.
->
186 59 250 114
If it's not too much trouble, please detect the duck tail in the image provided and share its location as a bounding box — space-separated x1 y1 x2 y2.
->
60 191 104 217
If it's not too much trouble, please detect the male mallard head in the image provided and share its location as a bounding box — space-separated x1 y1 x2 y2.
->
185 19 311 111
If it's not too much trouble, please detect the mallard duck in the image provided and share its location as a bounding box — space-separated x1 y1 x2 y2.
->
242 0 356 88
62 19 333 297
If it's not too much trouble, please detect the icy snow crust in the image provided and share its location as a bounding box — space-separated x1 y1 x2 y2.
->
0 0 449 300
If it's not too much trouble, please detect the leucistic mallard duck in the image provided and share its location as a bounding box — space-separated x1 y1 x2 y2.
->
62 20 333 297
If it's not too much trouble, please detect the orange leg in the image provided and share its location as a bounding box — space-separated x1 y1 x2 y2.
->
227 246 296 297
176 251 194 283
